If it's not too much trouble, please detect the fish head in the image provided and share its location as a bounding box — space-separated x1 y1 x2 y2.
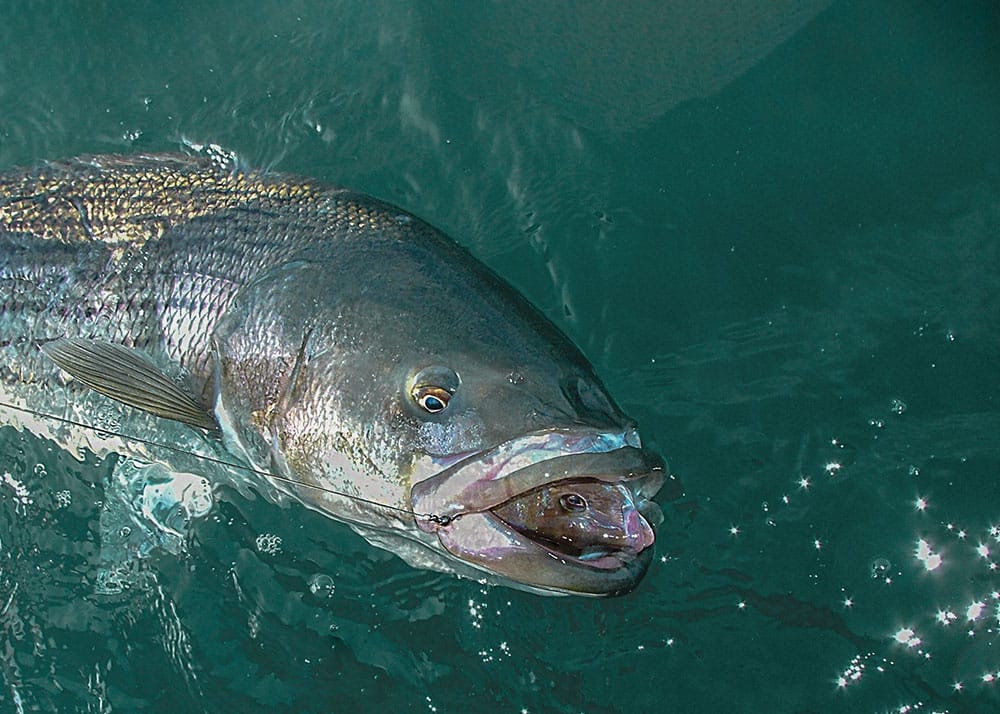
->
212 225 669 596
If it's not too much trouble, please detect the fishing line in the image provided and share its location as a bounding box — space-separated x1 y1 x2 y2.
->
0 400 454 525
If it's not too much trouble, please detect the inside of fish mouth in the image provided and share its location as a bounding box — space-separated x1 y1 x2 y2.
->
486 477 646 560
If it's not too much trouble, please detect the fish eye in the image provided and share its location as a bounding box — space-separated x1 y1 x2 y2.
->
559 493 588 512
408 366 461 415
413 385 451 413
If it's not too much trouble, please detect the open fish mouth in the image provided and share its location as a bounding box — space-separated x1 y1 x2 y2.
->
411 428 665 596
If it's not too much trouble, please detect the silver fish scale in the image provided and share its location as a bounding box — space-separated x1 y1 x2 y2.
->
0 154 431 392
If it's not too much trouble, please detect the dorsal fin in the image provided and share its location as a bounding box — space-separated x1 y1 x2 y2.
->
41 338 217 431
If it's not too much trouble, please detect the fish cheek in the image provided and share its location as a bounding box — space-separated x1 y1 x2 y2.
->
272 389 386 491
411 408 487 458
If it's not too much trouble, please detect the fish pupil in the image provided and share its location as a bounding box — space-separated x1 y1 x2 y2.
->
559 493 587 512
421 394 445 412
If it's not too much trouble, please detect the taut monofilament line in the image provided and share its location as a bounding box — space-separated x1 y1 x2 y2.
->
0 400 454 524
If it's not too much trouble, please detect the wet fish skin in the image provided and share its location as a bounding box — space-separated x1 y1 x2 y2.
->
0 154 412 382
0 154 666 596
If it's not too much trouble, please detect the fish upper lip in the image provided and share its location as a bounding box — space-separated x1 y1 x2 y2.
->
411 426 665 532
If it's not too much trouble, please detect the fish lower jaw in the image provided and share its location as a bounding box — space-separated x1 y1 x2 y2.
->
508 533 642 572
432 510 655 596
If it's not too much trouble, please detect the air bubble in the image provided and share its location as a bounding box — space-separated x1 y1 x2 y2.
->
870 558 891 579
308 573 336 599
93 405 122 433
255 533 282 555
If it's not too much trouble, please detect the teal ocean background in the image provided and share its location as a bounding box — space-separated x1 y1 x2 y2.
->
2 2 999 712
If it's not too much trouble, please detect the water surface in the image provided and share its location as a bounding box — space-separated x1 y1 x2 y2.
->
1 2 999 712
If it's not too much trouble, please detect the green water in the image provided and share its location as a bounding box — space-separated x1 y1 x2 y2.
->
2 1 999 712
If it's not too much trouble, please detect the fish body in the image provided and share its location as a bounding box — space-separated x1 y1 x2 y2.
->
0 154 667 596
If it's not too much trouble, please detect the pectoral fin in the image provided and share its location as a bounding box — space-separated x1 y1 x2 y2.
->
41 338 217 431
